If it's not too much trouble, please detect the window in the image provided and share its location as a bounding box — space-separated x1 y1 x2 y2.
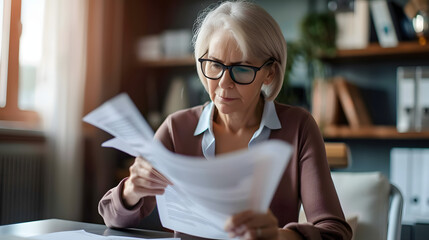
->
0 0 44 124
0 0 10 108
19 0 44 110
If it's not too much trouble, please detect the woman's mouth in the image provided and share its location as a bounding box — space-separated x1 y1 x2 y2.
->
217 95 236 102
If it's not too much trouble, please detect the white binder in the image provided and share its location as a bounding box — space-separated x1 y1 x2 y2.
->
390 148 412 223
416 67 429 131
397 67 416 132
420 149 429 220
409 149 423 222
391 148 429 224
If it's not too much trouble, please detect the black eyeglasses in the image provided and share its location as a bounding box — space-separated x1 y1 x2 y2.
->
198 54 276 85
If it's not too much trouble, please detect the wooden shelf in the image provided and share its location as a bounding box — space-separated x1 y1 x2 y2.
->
325 142 349 168
139 56 195 67
323 42 429 59
323 125 429 139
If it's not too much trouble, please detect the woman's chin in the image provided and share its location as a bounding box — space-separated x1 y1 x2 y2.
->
214 102 237 115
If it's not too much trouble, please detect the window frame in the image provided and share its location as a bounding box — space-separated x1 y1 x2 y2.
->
0 0 40 125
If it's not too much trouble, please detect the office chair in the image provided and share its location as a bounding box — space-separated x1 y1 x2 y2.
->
330 172 403 240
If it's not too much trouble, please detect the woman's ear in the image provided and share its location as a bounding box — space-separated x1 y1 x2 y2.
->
263 63 276 85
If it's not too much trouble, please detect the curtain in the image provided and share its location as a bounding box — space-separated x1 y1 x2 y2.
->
35 0 88 220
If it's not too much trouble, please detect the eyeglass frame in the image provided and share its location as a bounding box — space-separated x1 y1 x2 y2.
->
197 53 276 85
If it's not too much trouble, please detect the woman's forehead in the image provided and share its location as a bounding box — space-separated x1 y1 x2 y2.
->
207 30 256 64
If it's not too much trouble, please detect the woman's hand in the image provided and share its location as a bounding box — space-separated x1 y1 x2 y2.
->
224 210 279 240
122 157 172 208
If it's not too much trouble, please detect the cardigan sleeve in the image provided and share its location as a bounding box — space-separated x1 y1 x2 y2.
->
98 178 156 228
286 113 352 240
98 117 173 228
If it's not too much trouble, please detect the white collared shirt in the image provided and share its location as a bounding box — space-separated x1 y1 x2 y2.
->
193 100 282 159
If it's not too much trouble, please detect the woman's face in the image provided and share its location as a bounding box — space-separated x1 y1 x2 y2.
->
204 30 274 115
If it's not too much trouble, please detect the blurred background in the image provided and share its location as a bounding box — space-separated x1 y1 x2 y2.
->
0 0 429 239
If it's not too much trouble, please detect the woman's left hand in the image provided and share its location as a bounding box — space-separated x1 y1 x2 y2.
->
224 210 279 240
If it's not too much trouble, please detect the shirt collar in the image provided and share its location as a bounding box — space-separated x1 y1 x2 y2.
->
194 102 215 136
193 100 281 136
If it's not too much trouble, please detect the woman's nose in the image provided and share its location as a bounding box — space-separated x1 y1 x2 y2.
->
218 69 234 89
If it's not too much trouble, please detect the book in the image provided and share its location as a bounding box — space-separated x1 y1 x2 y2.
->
397 67 416 132
416 67 429 131
312 78 341 128
335 0 369 49
333 77 372 128
370 0 399 47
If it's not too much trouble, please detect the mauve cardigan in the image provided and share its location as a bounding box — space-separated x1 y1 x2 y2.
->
98 102 352 240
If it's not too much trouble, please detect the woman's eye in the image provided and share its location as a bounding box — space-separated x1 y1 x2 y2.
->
211 62 223 70
234 66 252 73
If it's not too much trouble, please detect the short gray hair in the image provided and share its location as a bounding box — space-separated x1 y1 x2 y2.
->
192 1 287 101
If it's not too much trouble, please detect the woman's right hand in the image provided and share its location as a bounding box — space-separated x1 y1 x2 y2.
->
122 156 172 208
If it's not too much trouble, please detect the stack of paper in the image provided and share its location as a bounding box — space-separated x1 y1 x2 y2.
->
83 93 292 239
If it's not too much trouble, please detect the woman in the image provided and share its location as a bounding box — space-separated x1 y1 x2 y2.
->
99 1 352 239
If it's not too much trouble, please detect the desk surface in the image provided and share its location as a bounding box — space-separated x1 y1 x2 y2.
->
0 219 174 239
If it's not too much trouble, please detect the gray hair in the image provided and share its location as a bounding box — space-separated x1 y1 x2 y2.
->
192 1 287 101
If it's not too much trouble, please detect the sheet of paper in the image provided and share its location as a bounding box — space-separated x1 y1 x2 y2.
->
32 230 179 240
83 93 293 239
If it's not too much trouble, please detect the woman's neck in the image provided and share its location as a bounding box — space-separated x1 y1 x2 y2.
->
214 96 264 134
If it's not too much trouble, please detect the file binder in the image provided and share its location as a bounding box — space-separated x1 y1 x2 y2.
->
397 67 416 132
409 149 423 222
390 148 429 224
390 148 412 223
421 149 429 218
416 67 429 131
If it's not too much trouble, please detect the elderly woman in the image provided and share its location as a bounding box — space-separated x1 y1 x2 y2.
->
99 1 352 240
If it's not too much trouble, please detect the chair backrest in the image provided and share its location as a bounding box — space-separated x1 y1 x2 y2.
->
387 184 403 240
331 172 403 240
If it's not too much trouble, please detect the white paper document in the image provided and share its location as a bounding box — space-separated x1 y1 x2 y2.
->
83 93 293 239
32 230 179 240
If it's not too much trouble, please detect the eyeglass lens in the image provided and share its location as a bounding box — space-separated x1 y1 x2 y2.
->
201 60 255 84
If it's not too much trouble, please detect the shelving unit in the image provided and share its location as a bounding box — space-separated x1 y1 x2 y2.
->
139 55 195 68
323 125 429 139
324 42 429 59
321 41 429 140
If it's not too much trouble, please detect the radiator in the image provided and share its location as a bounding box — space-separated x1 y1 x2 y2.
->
0 143 45 225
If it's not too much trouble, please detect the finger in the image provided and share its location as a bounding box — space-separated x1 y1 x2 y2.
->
261 227 278 239
130 162 169 186
130 176 168 190
225 210 253 231
152 168 173 185
138 159 172 185
135 157 172 184
243 227 278 240
240 210 278 229
133 185 166 196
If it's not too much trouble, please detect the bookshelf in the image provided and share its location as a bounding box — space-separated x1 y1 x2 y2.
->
319 41 429 140
139 56 195 68
323 42 429 59
136 44 429 140
323 125 429 139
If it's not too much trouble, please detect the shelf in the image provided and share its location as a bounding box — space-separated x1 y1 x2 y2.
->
323 125 429 139
323 42 429 60
139 56 195 67
325 142 349 168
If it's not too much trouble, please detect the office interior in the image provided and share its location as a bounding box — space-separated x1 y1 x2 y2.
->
0 0 428 239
